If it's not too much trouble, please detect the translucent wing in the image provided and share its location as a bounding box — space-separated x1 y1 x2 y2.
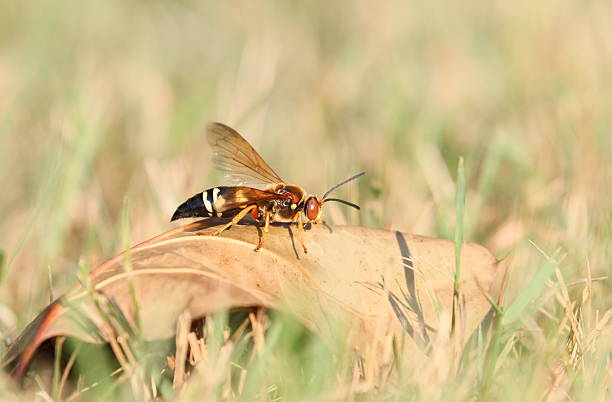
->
207 122 284 188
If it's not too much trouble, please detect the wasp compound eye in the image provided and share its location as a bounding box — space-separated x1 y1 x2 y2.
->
305 197 320 221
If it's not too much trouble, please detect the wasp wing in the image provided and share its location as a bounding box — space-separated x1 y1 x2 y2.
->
214 186 285 211
207 122 284 189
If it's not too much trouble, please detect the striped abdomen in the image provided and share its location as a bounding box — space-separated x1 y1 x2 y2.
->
171 187 228 221
171 186 285 222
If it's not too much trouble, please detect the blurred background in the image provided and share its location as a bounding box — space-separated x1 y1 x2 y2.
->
0 0 610 328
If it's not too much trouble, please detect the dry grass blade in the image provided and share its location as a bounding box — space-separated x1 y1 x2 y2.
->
173 310 191 390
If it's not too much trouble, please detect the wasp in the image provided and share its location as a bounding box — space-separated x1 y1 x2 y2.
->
171 122 364 253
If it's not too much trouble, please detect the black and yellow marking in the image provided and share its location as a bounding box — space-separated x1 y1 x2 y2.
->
171 187 224 221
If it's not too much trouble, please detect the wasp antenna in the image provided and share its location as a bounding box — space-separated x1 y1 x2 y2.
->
323 198 361 210
322 171 365 200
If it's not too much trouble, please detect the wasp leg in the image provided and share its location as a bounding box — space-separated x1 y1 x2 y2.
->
254 211 270 252
296 213 308 254
251 205 260 221
197 205 256 237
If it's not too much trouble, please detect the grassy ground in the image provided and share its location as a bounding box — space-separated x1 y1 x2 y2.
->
0 1 610 400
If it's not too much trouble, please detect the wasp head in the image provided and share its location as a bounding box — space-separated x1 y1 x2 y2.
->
304 196 324 222
303 171 365 223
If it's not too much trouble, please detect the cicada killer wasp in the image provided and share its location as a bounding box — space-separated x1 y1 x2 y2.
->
171 122 364 253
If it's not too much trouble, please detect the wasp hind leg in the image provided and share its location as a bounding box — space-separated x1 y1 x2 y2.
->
197 205 256 237
254 211 270 252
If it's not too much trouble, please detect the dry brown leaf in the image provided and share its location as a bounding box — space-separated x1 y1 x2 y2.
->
3 220 501 379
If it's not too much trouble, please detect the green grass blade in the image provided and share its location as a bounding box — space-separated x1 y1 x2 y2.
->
504 260 557 325
51 336 65 400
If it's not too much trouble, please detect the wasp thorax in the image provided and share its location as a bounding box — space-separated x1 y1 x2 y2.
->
305 197 321 221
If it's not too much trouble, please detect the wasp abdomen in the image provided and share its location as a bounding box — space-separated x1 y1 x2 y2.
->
171 187 223 221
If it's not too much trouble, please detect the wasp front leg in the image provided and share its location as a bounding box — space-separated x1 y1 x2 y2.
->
198 205 256 237
254 211 271 252
295 213 308 254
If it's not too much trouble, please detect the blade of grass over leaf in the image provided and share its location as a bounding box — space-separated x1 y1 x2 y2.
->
47 265 54 303
0 249 4 283
452 156 466 333
121 197 141 332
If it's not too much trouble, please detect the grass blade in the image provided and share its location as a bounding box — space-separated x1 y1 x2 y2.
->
504 260 557 325
452 156 466 333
